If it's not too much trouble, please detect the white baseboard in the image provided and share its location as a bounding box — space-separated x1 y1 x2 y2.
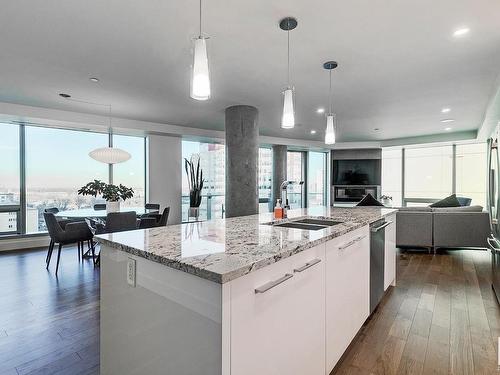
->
0 235 50 252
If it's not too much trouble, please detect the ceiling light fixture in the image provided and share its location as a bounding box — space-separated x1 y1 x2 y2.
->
323 61 338 145
440 119 455 123
190 0 211 101
89 105 131 164
441 107 451 113
279 17 297 129
59 93 71 98
445 127 452 131
310 130 317 134
453 27 470 37
89 77 100 83
316 108 325 114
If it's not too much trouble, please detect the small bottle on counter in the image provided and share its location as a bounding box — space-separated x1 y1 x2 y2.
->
274 199 284 219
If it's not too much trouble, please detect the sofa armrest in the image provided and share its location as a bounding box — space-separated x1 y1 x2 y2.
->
433 212 490 248
396 211 433 248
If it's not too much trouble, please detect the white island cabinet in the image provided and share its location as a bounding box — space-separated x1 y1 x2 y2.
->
230 244 326 375
325 225 370 373
384 213 397 290
99 207 398 375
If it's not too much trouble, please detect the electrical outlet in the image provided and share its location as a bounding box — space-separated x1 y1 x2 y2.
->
127 257 136 287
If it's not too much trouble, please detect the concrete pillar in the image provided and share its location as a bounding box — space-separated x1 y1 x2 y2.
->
272 145 287 208
225 105 259 218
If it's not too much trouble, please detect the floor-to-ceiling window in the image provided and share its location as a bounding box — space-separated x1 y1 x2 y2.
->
456 143 487 207
112 134 146 208
0 123 147 237
0 123 21 234
382 143 486 207
25 126 109 232
181 140 225 222
259 148 272 212
287 151 305 209
307 152 327 207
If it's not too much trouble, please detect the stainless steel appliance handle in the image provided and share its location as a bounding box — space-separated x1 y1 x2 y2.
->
370 221 392 232
255 273 293 294
293 258 321 273
487 237 500 251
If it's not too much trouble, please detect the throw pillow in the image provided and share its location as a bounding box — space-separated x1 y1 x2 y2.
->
356 193 384 207
429 194 461 208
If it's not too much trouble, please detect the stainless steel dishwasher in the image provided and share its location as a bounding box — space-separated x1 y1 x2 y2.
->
370 219 390 313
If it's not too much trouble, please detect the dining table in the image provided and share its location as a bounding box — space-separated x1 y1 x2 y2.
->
56 206 148 219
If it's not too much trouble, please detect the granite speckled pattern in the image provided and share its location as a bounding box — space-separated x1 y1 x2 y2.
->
97 206 397 283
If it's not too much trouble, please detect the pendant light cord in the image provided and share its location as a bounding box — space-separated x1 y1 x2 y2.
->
329 70 332 114
199 0 202 37
287 24 290 86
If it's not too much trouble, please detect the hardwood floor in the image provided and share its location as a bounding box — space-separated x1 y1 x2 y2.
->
0 245 99 375
0 246 498 374
332 249 500 375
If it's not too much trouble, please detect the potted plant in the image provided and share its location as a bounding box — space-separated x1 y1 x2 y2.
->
380 195 393 207
184 154 204 219
78 180 134 213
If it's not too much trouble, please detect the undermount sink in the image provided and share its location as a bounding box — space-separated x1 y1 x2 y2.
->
293 218 343 226
271 218 344 231
274 222 328 231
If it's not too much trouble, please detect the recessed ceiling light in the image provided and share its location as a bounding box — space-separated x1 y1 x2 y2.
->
89 77 100 83
59 93 71 98
453 27 470 37
374 128 380 131
445 127 452 131
316 108 325 114
440 119 455 123
441 107 451 113
310 130 317 134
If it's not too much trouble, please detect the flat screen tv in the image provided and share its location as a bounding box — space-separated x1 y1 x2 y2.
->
333 159 381 186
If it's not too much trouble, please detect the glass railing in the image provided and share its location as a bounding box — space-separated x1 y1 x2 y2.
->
181 194 225 222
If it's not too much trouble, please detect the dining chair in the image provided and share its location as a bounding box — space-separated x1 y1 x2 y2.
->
44 213 95 275
145 203 160 211
140 207 170 228
94 203 106 211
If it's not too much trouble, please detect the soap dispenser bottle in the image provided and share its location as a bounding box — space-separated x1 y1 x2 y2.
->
274 199 284 219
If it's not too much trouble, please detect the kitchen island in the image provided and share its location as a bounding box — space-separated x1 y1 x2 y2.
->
98 206 397 375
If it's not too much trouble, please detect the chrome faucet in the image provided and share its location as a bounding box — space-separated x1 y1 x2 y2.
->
280 180 305 210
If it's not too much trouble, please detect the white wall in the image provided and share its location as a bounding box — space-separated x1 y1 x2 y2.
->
148 135 182 224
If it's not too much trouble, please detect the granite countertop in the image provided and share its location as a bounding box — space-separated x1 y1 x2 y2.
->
97 206 397 284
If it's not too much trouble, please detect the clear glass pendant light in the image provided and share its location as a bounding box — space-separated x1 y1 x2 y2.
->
190 0 210 100
280 18 296 129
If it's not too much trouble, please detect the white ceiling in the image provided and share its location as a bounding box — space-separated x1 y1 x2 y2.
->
1 0 499 142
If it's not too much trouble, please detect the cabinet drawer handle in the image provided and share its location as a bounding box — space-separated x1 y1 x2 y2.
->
338 235 366 250
371 221 392 233
293 258 321 273
255 273 293 294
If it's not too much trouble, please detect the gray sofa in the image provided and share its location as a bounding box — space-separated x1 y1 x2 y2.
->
396 205 491 251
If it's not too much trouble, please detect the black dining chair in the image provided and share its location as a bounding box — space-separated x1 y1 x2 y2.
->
139 207 170 228
94 203 106 211
44 213 95 275
145 203 160 212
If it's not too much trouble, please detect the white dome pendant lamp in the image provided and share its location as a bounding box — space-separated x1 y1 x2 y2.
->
323 61 338 145
89 105 131 164
190 0 211 101
280 17 297 129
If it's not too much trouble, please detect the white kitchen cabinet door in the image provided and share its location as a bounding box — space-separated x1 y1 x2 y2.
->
384 214 397 290
229 244 326 375
325 226 370 373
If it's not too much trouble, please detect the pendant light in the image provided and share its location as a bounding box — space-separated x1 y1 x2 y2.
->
190 0 211 100
279 17 297 129
323 61 338 145
89 105 131 164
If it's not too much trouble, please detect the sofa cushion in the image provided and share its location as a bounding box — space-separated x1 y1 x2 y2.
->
430 194 461 208
356 193 384 207
398 206 432 212
431 205 483 213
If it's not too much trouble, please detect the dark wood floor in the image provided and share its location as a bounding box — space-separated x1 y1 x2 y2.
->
333 249 500 375
1 247 499 375
0 245 99 375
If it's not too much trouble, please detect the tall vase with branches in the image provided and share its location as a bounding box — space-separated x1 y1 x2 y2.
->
184 154 204 219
